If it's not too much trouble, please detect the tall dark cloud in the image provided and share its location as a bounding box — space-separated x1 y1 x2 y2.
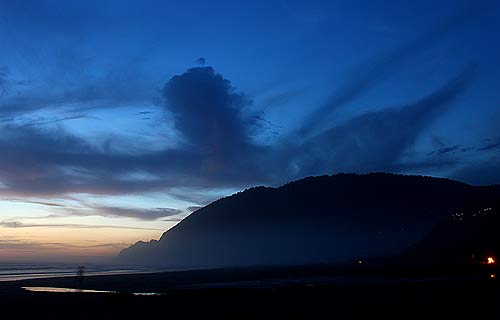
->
161 66 271 184
164 67 250 154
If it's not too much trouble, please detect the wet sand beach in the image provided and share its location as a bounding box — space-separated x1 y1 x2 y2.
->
1 265 498 319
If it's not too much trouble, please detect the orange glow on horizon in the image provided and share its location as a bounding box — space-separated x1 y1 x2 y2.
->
0 224 168 261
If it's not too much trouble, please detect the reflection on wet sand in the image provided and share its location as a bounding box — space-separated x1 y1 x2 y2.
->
23 287 115 294
22 287 162 296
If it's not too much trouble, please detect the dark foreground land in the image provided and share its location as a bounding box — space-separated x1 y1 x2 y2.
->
1 265 499 320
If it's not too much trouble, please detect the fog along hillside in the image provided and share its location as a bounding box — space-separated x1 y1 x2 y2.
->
118 173 500 268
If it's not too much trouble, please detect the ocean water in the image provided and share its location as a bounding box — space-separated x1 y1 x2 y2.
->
0 262 155 282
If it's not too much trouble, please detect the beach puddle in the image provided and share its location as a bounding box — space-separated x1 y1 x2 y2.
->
132 292 162 296
23 286 115 294
22 286 162 296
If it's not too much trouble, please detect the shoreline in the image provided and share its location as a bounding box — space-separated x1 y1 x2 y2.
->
0 265 498 319
2 263 496 292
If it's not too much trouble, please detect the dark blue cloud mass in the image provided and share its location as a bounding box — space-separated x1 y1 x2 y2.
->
163 67 251 155
0 0 499 209
0 63 492 203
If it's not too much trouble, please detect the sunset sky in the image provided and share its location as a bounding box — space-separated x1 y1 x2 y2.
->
1 0 499 262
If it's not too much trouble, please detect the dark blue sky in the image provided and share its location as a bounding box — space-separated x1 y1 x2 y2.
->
0 0 499 260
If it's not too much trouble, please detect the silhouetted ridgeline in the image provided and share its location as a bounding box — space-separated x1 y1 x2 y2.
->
118 173 500 267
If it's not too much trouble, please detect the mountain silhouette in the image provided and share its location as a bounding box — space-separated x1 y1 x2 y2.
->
118 173 500 268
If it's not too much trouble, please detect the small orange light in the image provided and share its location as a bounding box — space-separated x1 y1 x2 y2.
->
490 274 496 279
487 257 496 265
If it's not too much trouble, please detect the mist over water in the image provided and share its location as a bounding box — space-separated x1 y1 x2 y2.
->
0 262 156 282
